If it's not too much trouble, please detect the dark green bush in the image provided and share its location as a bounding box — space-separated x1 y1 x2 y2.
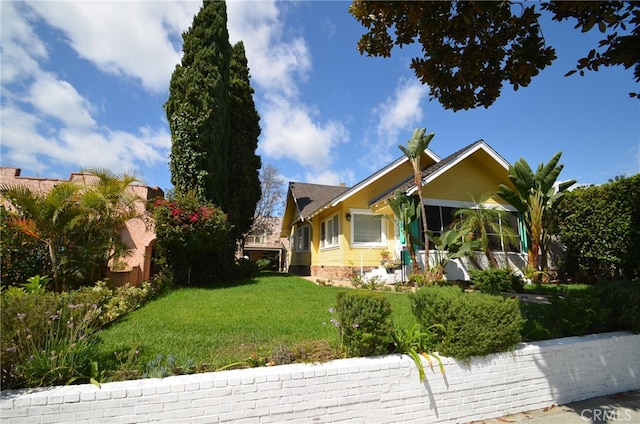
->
470 268 524 294
410 286 524 362
548 290 609 337
334 290 393 357
594 280 640 333
550 174 640 282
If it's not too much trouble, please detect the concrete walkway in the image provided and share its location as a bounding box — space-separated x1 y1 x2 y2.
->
477 390 640 423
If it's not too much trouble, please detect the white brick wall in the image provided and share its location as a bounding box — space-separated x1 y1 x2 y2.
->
2 332 639 424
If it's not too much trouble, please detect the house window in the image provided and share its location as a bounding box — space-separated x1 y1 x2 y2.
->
294 225 310 252
422 202 522 252
320 214 339 249
351 210 386 247
246 230 267 245
487 212 521 253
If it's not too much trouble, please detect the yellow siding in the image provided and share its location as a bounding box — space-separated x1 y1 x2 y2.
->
309 159 426 270
424 151 511 205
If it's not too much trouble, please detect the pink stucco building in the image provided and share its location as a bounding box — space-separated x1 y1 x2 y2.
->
0 167 163 287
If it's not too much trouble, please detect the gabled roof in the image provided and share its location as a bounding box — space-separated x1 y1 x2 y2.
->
369 140 509 206
329 148 440 207
286 148 439 222
288 182 350 222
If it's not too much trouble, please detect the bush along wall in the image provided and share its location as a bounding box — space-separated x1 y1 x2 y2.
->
410 286 524 362
334 291 393 357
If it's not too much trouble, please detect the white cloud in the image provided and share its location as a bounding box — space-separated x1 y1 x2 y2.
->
28 73 96 129
0 97 170 176
373 78 428 144
260 95 348 171
29 2 200 93
227 0 311 99
0 2 48 84
361 78 429 170
305 168 355 187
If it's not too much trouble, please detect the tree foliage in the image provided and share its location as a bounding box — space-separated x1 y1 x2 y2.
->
0 205 51 287
549 174 640 282
165 0 231 202
165 1 262 249
452 193 519 269
227 41 262 242
349 1 640 111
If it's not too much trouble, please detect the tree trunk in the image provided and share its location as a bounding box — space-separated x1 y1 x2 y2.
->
48 243 60 292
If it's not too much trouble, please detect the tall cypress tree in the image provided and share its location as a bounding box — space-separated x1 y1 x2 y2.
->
165 0 231 203
228 41 262 242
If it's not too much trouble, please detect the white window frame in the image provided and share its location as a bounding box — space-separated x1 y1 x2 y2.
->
423 198 522 253
320 213 340 250
294 224 310 252
350 209 387 248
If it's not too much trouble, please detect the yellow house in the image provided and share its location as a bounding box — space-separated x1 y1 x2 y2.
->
281 140 527 281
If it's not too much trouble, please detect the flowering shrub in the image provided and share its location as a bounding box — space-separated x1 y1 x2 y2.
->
0 280 157 389
333 291 393 357
152 192 234 286
1 289 104 388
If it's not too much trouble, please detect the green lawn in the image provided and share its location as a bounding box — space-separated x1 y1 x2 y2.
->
97 272 416 371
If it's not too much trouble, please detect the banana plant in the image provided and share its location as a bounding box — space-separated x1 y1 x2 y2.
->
387 190 423 274
497 152 575 272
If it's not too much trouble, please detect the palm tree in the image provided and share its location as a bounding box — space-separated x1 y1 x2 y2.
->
0 169 142 291
73 169 143 284
1 182 84 291
497 152 575 271
452 193 519 269
398 128 435 269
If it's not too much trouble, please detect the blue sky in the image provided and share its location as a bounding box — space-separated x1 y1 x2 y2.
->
2 1 639 198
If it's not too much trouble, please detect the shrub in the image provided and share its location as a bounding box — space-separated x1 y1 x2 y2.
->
255 258 271 270
411 286 524 362
291 340 340 363
334 291 393 357
101 281 158 325
550 174 640 281
0 280 157 389
152 192 235 287
547 290 609 337
594 280 640 333
470 268 524 294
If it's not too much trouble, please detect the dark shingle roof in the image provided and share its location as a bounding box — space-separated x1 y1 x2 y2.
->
368 140 485 206
289 182 350 220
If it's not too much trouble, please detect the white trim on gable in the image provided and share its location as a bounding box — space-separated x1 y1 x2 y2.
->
330 149 440 207
407 141 510 196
